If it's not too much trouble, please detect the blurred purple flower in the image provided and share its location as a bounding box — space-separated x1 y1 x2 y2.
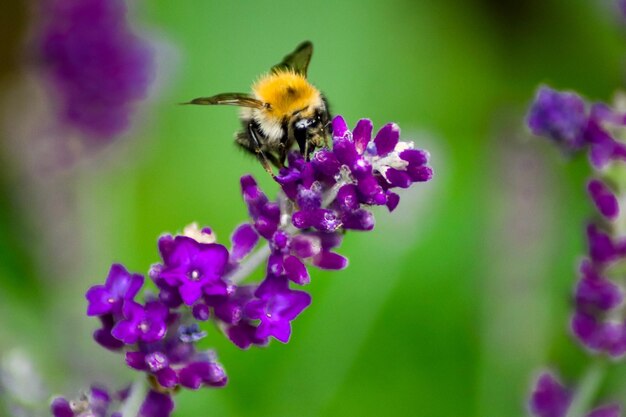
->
528 86 626 168
529 373 621 417
528 87 626 356
530 373 572 417
51 386 125 417
177 352 227 389
588 180 619 220
527 86 587 151
138 390 174 417
37 0 154 141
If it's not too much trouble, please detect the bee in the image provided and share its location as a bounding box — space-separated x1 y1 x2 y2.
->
184 41 331 175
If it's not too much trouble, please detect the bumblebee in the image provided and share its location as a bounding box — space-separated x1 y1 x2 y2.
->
185 41 331 175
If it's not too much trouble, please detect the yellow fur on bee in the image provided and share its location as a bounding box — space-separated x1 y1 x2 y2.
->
252 70 321 119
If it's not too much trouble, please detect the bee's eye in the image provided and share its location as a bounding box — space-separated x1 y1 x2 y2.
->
294 118 314 131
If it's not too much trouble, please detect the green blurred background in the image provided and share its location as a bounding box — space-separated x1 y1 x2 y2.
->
1 0 626 416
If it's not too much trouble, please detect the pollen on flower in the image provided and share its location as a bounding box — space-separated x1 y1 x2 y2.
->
184 222 216 244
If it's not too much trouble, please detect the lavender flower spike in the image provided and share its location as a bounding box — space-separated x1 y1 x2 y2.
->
67 114 433 417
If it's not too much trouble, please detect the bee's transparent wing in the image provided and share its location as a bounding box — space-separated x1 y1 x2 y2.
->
182 93 266 109
271 41 313 77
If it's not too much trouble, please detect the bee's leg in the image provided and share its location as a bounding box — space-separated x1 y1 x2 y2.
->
247 123 275 176
277 143 287 168
264 152 282 170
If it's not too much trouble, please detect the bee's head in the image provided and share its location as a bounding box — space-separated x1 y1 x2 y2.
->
292 111 330 157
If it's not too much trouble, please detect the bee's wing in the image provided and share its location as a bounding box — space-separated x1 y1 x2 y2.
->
271 41 313 77
182 93 267 109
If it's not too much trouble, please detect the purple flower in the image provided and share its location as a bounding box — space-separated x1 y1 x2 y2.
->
575 262 622 312
50 386 115 417
240 175 281 239
245 275 311 343
529 373 571 417
588 180 619 220
139 390 174 417
178 354 228 389
93 314 125 351
86 264 143 316
111 300 168 344
126 351 177 389
206 286 269 349
208 285 255 325
587 225 618 265
51 398 73 417
227 321 269 349
529 373 622 417
230 223 259 263
157 236 230 305
587 405 621 417
527 86 588 151
585 104 626 168
73 114 434 415
527 87 626 168
276 116 432 233
37 0 154 140
569 223 626 355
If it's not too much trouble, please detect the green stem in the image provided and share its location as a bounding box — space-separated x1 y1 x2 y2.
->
565 358 606 417
119 378 148 417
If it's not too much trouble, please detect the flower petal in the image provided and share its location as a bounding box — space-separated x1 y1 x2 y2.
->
284 255 310 285
529 373 571 417
588 179 619 220
384 168 412 188
179 282 203 306
373 123 400 156
139 391 174 417
86 285 113 316
230 223 259 263
353 119 373 154
156 367 178 389
312 251 348 270
50 398 73 417
332 115 349 139
386 191 400 212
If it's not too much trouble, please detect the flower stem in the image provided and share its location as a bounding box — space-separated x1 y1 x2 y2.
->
565 358 606 417
226 243 271 285
120 377 147 417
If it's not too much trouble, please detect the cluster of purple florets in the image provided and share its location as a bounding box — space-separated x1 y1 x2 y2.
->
528 86 626 167
51 116 432 417
528 86 626 356
527 86 626 417
37 0 154 140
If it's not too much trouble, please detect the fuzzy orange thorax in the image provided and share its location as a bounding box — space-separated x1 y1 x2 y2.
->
252 70 320 119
